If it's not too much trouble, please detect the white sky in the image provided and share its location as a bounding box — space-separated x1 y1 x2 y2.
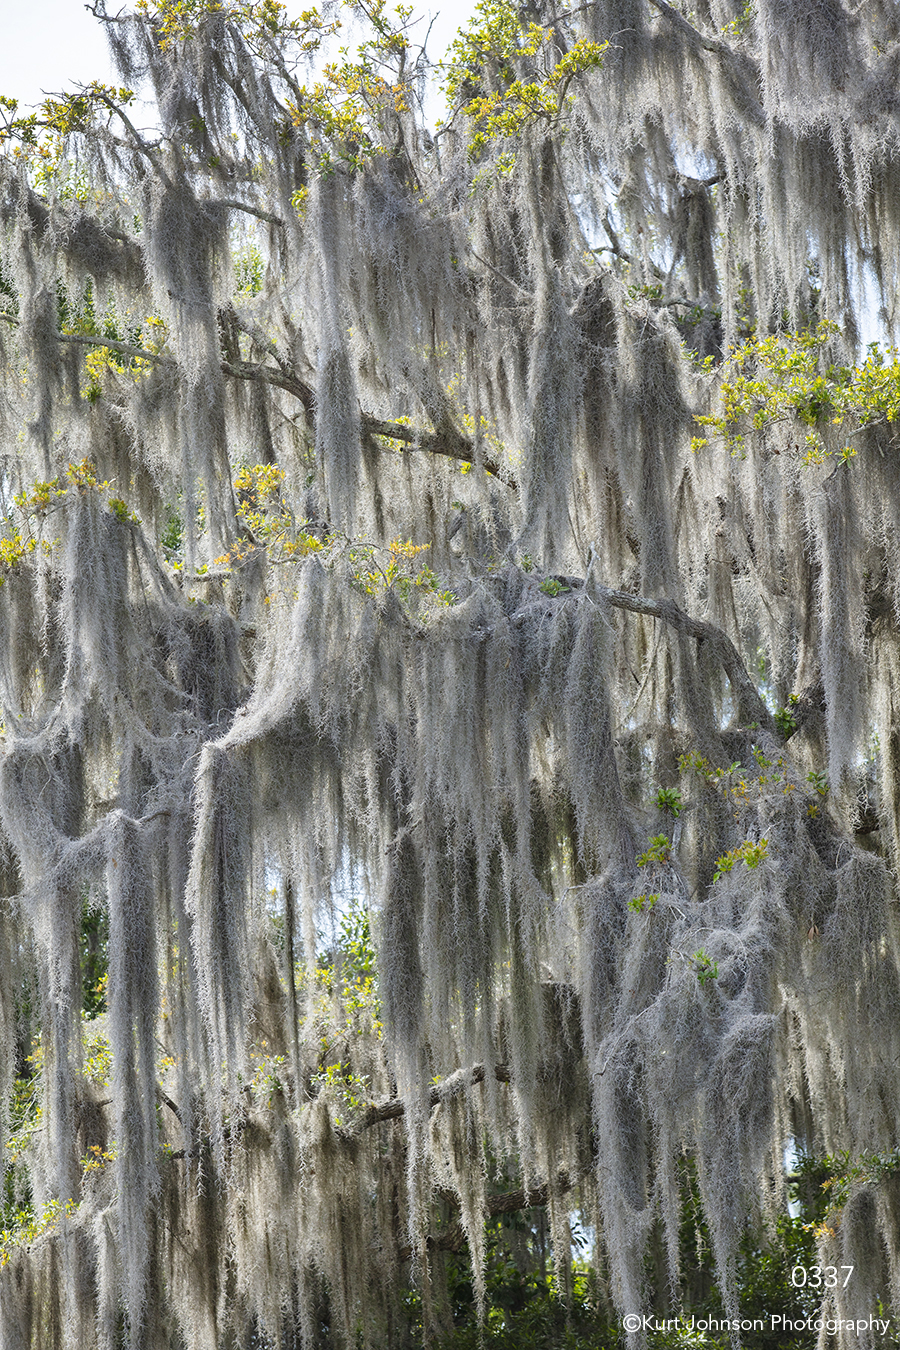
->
0 2 474 109
2 2 117 105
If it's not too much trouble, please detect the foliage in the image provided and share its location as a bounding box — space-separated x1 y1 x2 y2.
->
803 1146 900 1238
636 834 672 867
81 896 110 1018
1 0 900 1347
347 536 456 607
442 1 607 160
414 1164 828 1350
689 948 719 985
655 787 682 818
712 838 769 883
692 321 900 465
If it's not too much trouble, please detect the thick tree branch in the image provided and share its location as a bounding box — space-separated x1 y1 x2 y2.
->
7 311 503 483
361 416 506 481
220 198 285 227
220 356 315 411
593 580 775 731
223 311 501 477
360 1062 511 1129
398 1168 584 1259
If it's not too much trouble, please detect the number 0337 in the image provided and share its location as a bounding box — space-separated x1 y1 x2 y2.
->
791 1266 854 1288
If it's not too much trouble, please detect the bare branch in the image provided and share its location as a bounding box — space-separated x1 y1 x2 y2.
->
470 251 531 299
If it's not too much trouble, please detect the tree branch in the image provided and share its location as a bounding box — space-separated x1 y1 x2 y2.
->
593 578 775 731
57 331 171 366
7 310 507 484
361 416 507 481
470 251 531 299
220 198 286 227
647 0 733 56
360 1062 511 1129
646 0 765 125
93 90 175 188
155 1084 183 1123
220 356 314 411
398 1168 584 1259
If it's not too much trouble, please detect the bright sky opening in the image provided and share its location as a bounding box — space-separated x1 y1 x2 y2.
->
0 2 473 109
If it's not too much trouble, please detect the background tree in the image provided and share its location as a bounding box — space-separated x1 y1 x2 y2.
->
1 0 900 1346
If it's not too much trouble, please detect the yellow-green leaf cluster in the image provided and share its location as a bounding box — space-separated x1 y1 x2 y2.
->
443 1 606 159
348 536 455 608
636 834 672 867
215 462 329 569
712 838 769 882
286 1 413 170
693 320 900 464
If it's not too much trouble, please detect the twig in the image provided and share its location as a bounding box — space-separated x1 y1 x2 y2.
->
155 1085 183 1123
470 251 531 299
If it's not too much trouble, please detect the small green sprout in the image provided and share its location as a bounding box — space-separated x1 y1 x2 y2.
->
713 838 769 882
691 949 719 986
628 893 659 914
637 835 671 867
655 787 683 818
774 694 799 738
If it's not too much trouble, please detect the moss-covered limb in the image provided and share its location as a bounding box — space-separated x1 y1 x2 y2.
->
361 416 504 480
398 1168 585 1259
218 198 286 228
470 249 532 299
57 330 171 367
219 362 494 477
155 1085 182 1123
7 311 494 483
30 307 493 481
92 89 174 184
0 310 174 368
219 355 315 411
647 0 741 58
360 1062 513 1129
592 580 776 732
645 0 766 128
